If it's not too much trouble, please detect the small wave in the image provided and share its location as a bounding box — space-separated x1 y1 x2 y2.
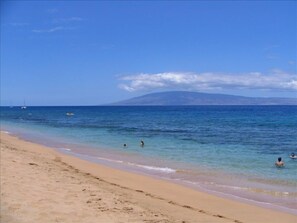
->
209 183 250 191
97 157 124 164
183 180 295 197
96 156 176 173
59 147 72 151
1 131 10 134
203 182 294 196
127 162 176 173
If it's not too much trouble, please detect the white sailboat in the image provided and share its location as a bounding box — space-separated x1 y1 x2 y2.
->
21 100 27 109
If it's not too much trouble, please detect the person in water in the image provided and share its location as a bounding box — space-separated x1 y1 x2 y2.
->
275 157 284 167
290 152 296 159
140 140 144 147
123 143 127 148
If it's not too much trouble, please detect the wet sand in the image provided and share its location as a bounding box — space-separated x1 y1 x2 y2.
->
1 132 296 223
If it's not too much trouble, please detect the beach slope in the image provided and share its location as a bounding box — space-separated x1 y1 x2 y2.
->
1 132 296 223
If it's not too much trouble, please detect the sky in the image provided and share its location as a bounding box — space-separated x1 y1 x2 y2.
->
1 1 296 106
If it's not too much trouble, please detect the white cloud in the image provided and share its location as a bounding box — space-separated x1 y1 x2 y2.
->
47 8 59 14
32 26 75 33
53 17 84 23
288 60 295 65
68 17 83 21
32 16 82 33
118 71 297 92
10 22 29 26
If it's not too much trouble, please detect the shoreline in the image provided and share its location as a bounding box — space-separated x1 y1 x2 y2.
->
58 147 297 215
1 131 296 222
2 126 297 214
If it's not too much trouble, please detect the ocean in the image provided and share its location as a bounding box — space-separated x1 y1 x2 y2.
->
1 106 296 213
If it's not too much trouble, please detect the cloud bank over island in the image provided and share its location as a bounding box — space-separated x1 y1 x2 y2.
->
119 71 297 93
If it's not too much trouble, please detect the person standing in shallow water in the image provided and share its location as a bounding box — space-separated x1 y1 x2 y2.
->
275 157 284 167
140 140 144 147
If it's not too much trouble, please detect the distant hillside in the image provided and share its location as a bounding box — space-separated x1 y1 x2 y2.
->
112 91 297 105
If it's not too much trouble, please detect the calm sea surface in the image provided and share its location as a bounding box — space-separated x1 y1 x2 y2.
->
1 106 297 213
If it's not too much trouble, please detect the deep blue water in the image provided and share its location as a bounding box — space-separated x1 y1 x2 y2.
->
1 106 297 211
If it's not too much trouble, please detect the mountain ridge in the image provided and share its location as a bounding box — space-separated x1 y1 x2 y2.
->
111 91 297 105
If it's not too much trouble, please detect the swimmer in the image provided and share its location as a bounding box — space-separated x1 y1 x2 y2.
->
140 140 144 147
290 153 297 159
275 157 284 167
123 143 127 148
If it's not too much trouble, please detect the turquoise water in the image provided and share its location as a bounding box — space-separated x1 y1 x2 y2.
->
1 106 297 213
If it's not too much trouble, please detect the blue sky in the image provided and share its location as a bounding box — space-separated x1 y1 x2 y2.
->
1 1 296 105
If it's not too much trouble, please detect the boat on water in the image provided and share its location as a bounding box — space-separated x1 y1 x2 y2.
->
21 100 27 109
66 112 74 116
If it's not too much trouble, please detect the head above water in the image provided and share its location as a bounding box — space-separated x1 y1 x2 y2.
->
278 157 282 162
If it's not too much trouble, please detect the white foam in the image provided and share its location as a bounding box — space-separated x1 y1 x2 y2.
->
96 156 176 173
59 147 72 151
1 131 10 134
97 157 124 164
214 184 249 191
127 162 176 173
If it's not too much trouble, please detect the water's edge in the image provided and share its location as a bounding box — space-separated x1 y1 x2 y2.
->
1 127 296 216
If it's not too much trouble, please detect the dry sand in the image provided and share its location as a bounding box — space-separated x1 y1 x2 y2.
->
1 132 296 223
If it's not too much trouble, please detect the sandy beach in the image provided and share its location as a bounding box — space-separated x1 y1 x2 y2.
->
1 132 296 223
